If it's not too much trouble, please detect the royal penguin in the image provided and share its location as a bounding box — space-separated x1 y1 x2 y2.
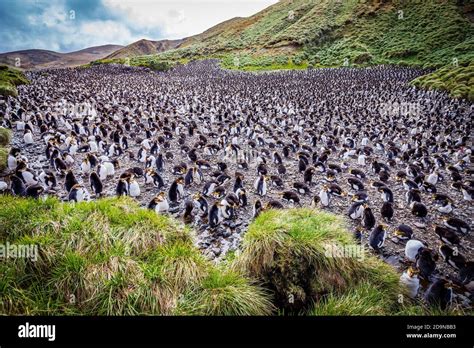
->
168 177 185 203
68 184 90 202
380 201 394 222
369 224 387 252
362 204 376 230
89 171 103 197
348 201 364 220
424 279 453 310
148 192 169 213
399 267 420 299
439 244 466 270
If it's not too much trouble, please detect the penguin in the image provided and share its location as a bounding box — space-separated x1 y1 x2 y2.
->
233 174 244 192
415 248 437 279
362 204 376 230
148 192 169 213
168 177 185 203
281 190 300 205
193 192 208 216
399 267 420 299
303 167 315 185
38 170 57 189
319 185 331 207
378 186 394 203
347 177 364 191
145 169 164 188
183 200 194 224
254 175 268 197
434 226 461 247
15 162 38 186
64 170 79 193
458 261 474 291
236 188 247 207
437 199 453 214
380 201 393 222
116 178 128 196
424 279 453 310
202 180 218 197
7 148 21 170
348 201 364 220
184 167 194 186
293 182 311 195
349 168 365 179
410 201 428 219
265 200 284 210
439 244 466 270
252 200 263 219
369 224 387 251
406 189 422 205
10 175 26 196
444 217 470 235
127 175 141 197
461 185 473 201
89 171 103 197
394 224 413 241
25 184 44 199
81 157 91 174
405 239 425 262
156 153 164 172
23 129 34 144
68 184 89 202
209 202 223 227
311 195 320 208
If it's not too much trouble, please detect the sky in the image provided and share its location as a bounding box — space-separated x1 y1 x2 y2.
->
0 0 278 53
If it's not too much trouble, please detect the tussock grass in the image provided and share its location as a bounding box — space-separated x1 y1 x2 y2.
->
0 196 206 315
0 128 11 146
175 269 275 316
233 209 406 314
412 62 474 101
0 147 7 172
0 65 29 97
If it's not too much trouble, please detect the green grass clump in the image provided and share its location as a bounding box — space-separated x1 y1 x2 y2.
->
176 269 275 316
0 65 29 97
233 208 461 315
0 147 7 171
0 128 12 146
0 196 196 315
412 62 474 101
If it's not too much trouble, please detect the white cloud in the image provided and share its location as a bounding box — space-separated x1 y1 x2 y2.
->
103 0 278 40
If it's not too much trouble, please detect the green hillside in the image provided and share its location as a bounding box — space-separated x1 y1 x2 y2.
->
150 0 473 98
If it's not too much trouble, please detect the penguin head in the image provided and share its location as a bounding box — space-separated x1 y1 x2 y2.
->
407 267 419 278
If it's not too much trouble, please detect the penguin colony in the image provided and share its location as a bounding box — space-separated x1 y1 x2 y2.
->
0 60 472 309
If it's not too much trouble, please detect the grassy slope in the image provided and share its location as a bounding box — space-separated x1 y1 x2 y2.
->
0 198 460 315
0 65 29 97
411 61 473 100
153 0 473 98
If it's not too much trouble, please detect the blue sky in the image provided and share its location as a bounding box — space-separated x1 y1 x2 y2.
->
0 0 277 53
